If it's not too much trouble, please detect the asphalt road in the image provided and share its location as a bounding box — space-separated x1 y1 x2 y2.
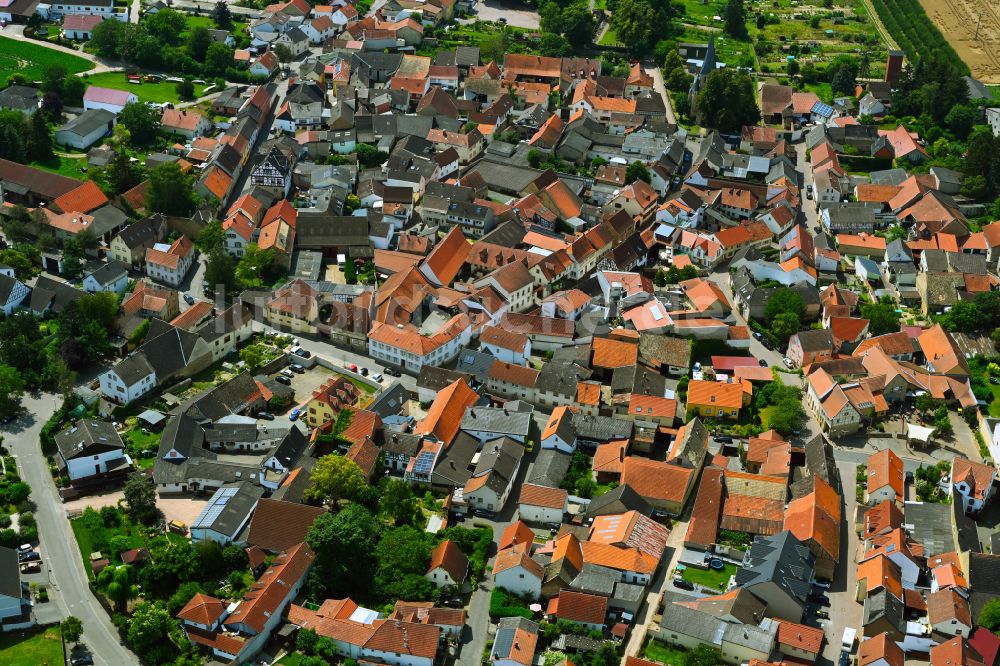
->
2 391 138 666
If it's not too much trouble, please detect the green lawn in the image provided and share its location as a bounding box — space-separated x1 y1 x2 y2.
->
986 384 1000 417
0 626 64 666
644 640 687 665
30 154 88 177
276 654 309 666
80 71 210 104
70 511 145 578
680 562 737 591
0 35 94 84
598 27 620 46
122 426 162 468
338 372 376 395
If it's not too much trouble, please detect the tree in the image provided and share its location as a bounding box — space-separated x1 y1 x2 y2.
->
663 50 693 91
91 19 126 58
61 237 86 281
197 220 226 254
40 92 63 119
766 398 805 434
934 404 952 434
723 0 747 39
105 126 141 195
379 479 421 526
944 104 975 141
272 43 292 65
306 504 381 599
98 564 139 613
609 0 658 55
63 76 86 107
941 299 981 332
212 0 233 28
235 243 275 287
625 161 651 184
374 526 436 601
560 3 596 44
831 64 856 96
61 616 84 645
786 59 800 77
979 598 1000 631
538 32 572 57
355 142 388 168
0 110 26 162
696 68 760 132
860 297 901 336
145 8 186 43
239 345 266 371
175 78 195 102
306 454 367 506
123 474 159 524
764 287 805 324
205 43 235 77
769 311 800 343
126 601 174 660
684 645 724 666
187 26 212 61
147 162 197 216
204 248 238 295
118 101 161 147
0 366 25 417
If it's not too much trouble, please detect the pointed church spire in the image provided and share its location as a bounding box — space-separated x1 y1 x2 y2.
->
700 35 717 77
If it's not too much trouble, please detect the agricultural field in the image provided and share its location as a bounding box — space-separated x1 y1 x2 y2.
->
79 71 211 104
0 35 94 84
914 0 996 81
870 0 970 76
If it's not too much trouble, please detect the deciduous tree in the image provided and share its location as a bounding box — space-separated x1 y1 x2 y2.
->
695 68 760 132
306 454 367 506
147 162 198 216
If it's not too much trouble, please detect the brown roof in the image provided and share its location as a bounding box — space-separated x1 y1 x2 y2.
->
364 617 440 659
224 542 314 634
685 467 723 548
928 588 972 627
519 483 568 509
53 180 109 214
0 158 82 201
592 337 638 369
548 590 607 625
860 633 905 666
776 620 824 655
481 325 529 352
499 520 535 551
427 539 469 583
177 592 226 625
867 449 904 501
784 475 841 562
621 456 693 504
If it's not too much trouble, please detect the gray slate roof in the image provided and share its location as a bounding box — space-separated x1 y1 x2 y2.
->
734 531 814 605
460 406 532 439
54 419 124 463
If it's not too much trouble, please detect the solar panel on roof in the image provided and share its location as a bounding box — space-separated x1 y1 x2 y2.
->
494 628 515 658
650 305 664 321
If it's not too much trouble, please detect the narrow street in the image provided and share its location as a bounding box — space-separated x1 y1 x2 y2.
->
2 391 139 666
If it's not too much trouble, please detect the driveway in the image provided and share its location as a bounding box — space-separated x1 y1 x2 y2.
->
1 391 138 666
465 0 540 29
158 496 210 527
643 60 677 125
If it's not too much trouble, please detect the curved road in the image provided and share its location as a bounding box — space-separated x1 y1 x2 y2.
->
3 390 138 666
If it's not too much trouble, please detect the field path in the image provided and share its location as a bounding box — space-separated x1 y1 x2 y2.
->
860 0 900 51
0 25 119 74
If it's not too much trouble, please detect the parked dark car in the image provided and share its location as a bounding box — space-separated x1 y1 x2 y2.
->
758 359 768 366
443 597 464 608
275 375 292 386
384 367 401 377
809 593 830 607
672 577 695 591
360 367 369 376
761 338 774 350
294 349 311 359
183 293 195 305
289 364 305 374
18 550 40 563
713 435 733 444
257 412 274 421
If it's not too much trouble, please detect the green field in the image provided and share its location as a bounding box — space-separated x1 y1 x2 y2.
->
0 36 94 84
80 71 210 104
680 561 738 591
598 27 621 46
30 153 89 177
0 627 64 666
644 640 688 665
